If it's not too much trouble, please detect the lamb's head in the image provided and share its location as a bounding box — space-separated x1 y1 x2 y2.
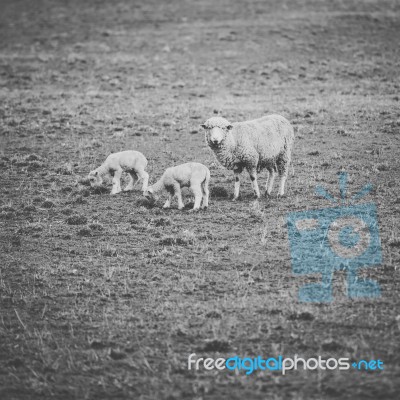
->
88 169 102 186
143 186 156 203
201 117 233 148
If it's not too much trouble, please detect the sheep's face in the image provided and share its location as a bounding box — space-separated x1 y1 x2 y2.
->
201 117 233 148
88 170 102 186
208 127 226 147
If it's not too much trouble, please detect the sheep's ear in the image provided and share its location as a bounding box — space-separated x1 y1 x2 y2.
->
200 124 207 129
94 171 98 176
226 125 233 130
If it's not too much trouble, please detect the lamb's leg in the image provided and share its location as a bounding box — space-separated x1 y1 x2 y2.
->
190 184 203 211
111 168 123 195
233 167 242 201
163 194 173 209
247 167 260 198
201 180 209 209
137 169 149 191
264 170 270 195
266 170 276 196
174 184 185 210
124 171 138 191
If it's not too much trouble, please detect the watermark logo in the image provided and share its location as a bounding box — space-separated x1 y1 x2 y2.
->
187 354 384 375
287 172 382 302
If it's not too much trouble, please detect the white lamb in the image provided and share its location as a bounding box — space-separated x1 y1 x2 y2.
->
88 150 149 195
201 115 294 200
143 162 210 211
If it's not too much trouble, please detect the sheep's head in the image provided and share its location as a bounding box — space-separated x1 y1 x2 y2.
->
201 117 233 147
88 170 102 186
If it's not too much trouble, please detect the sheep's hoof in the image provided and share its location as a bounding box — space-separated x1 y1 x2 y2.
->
264 192 272 198
201 206 208 211
123 187 133 192
189 208 200 213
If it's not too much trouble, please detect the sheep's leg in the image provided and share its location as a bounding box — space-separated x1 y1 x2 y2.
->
124 171 138 191
174 184 185 210
278 172 288 197
111 168 123 195
247 168 260 198
137 169 149 191
276 152 290 197
266 170 276 196
190 184 203 211
233 167 242 201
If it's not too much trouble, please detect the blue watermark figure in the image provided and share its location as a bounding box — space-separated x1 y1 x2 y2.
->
287 172 382 302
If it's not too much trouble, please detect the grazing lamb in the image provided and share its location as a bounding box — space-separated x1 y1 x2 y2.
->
88 150 149 195
143 162 210 211
201 115 294 200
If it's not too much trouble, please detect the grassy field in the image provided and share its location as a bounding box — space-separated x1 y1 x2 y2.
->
1 0 400 398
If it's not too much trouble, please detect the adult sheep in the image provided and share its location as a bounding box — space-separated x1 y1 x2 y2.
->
201 115 294 200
